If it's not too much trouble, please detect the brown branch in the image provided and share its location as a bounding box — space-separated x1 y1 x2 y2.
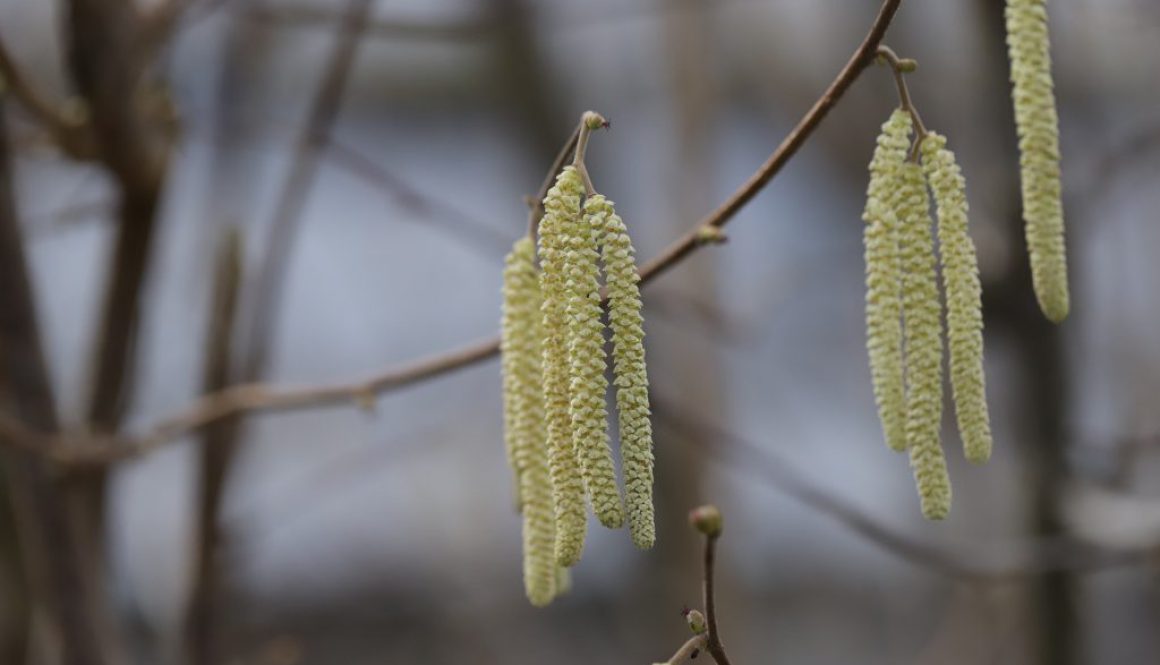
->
702 528 732 665
0 37 94 157
183 228 244 665
0 0 904 463
0 98 109 665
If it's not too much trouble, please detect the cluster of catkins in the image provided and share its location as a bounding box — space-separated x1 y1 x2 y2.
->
863 109 992 521
1006 0 1069 323
501 165 654 606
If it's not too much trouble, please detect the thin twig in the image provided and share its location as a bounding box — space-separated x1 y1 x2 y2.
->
875 45 928 160
702 531 732 665
326 137 513 257
184 228 244 665
0 0 904 463
0 37 93 157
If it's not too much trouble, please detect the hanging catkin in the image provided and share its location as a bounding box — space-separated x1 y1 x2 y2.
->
500 237 558 605
590 195 656 550
1006 0 1069 323
863 109 912 453
897 161 952 520
538 166 588 566
566 197 624 528
921 133 994 464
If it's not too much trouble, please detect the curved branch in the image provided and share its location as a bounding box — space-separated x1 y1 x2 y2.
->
0 0 905 465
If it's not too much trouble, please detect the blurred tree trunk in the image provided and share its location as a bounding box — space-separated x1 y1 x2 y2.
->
0 100 111 665
652 0 719 620
976 2 1079 664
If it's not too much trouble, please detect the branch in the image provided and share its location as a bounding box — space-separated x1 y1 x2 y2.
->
693 507 733 665
0 0 904 462
0 35 94 158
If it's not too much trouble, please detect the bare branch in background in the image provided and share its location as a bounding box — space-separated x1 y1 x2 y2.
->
0 0 905 463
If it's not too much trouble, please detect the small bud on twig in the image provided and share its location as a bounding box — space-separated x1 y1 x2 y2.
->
688 505 722 537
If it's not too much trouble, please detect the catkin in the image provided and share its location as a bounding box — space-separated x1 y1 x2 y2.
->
501 238 536 510
500 237 558 605
863 109 912 453
897 161 952 520
921 133 994 464
538 166 588 566
1006 0 1069 322
592 196 656 550
566 197 625 528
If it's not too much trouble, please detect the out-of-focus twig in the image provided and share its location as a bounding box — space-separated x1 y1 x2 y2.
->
325 137 513 257
184 229 244 665
238 0 373 382
0 37 94 157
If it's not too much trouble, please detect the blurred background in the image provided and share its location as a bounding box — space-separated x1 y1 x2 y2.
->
0 0 1159 664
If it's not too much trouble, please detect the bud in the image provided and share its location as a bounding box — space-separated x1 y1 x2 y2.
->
685 609 707 635
688 505 723 537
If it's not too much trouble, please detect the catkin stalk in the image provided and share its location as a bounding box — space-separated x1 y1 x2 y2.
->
538 166 588 566
921 133 994 464
1006 0 1069 322
863 109 912 453
592 196 656 550
566 197 624 528
898 162 952 520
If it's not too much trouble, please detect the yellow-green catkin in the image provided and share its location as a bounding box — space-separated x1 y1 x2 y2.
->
1006 0 1069 322
501 238 537 510
538 166 588 566
500 237 558 606
897 161 952 520
565 197 625 529
592 195 656 550
863 109 912 453
921 133 994 464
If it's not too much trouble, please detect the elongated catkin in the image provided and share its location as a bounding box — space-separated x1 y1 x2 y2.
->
537 166 588 566
863 109 912 453
567 197 624 528
501 240 558 605
591 195 656 550
921 133 993 464
1006 0 1069 322
898 161 952 520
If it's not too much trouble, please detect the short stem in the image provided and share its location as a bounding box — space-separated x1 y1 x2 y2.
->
702 533 734 665
572 110 608 196
876 45 928 159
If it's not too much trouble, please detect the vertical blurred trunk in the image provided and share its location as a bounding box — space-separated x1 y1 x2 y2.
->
62 0 174 660
654 0 718 612
0 473 28 665
486 0 567 165
181 11 272 663
0 101 110 665
976 2 1078 664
